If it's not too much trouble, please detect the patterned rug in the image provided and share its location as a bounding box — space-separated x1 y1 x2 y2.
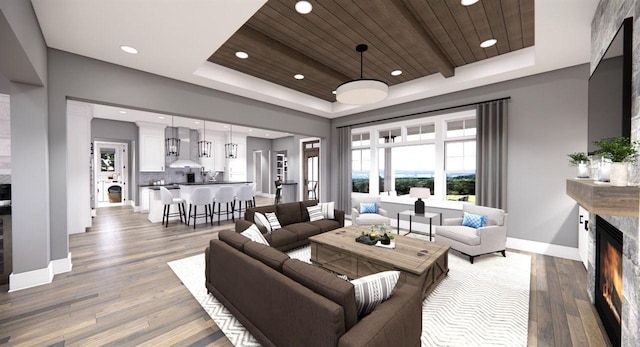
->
168 247 530 347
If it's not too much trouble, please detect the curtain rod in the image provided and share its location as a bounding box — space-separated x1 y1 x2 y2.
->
336 96 511 129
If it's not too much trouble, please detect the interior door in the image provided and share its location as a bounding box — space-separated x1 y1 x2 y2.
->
303 140 320 200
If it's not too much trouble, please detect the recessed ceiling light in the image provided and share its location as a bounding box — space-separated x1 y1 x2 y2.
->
265 133 270 136
235 51 249 59
120 45 138 54
224 125 228 128
332 90 337 95
118 110 127 114
248 129 253 132
391 70 403 76
194 121 200 124
294 74 304 80
295 1 312 14
480 38 497 48
461 0 479 5
158 116 165 119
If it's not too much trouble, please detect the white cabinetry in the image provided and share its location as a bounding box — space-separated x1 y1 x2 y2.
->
137 122 166 172
199 130 226 172
139 187 150 212
578 205 590 269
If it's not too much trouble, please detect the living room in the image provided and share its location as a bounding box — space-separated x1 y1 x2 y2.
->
1 0 639 345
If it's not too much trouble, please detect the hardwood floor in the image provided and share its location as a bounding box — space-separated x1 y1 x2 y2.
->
0 203 611 346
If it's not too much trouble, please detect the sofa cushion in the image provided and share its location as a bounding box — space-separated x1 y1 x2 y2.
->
355 213 389 226
462 212 486 229
310 219 341 233
284 222 323 241
464 204 505 226
219 229 250 251
268 228 298 249
244 241 289 272
283 259 358 331
245 205 277 223
360 202 378 214
276 202 303 226
240 224 270 246
437 226 481 246
265 212 282 230
254 212 272 233
351 271 400 317
319 201 335 219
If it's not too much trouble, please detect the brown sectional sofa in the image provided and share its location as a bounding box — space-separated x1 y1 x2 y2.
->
235 200 345 251
205 230 422 347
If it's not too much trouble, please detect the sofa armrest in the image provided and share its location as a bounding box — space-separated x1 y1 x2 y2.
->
443 217 463 226
378 208 388 217
477 223 507 250
338 284 422 347
334 209 345 227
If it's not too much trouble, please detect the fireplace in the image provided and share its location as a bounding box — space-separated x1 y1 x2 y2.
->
595 216 622 346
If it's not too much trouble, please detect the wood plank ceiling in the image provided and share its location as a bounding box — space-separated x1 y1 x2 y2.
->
208 0 534 102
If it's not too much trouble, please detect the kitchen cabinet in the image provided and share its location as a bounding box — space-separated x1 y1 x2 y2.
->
139 187 150 212
199 130 226 172
137 122 166 172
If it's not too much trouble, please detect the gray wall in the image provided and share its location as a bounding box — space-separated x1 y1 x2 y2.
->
0 74 9 94
91 118 139 202
246 136 272 193
331 64 590 248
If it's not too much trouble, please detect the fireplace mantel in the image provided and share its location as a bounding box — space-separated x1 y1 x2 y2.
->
566 179 640 218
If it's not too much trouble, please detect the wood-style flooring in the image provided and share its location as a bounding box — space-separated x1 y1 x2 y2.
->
0 202 611 346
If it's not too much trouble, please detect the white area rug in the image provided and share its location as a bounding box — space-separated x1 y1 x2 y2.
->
169 247 530 347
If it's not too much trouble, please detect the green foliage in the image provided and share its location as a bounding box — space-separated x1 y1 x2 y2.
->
567 152 589 166
594 137 638 162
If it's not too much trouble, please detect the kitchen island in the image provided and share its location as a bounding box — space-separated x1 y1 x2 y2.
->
146 181 252 224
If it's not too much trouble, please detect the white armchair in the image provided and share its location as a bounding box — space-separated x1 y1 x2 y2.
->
351 196 390 226
435 204 507 264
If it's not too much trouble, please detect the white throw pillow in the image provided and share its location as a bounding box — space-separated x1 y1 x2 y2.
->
240 224 270 246
319 201 335 219
351 271 400 317
254 212 272 233
265 212 282 230
307 205 324 222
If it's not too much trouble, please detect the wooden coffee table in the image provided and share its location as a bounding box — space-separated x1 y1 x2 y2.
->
309 226 449 299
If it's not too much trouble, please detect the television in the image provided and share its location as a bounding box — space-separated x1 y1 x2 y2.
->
588 18 632 153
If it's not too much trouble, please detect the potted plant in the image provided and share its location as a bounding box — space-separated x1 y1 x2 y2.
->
567 152 589 178
594 137 638 186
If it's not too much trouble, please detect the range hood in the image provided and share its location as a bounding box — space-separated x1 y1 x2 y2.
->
168 127 202 168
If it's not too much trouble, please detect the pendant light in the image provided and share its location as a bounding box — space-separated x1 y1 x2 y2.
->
335 44 388 105
198 121 211 158
225 125 238 159
166 116 180 157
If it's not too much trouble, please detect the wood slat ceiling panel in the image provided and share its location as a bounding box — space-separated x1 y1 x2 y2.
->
207 0 535 102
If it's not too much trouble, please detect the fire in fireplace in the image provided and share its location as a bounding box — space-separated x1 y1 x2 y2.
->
595 216 623 347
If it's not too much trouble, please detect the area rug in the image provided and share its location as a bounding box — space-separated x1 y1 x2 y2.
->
168 247 530 347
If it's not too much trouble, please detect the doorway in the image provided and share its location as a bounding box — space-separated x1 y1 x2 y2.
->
94 141 128 207
302 140 320 200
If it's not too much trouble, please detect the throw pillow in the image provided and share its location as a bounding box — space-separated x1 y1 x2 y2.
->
307 205 324 222
240 224 270 246
265 212 282 230
254 212 272 233
462 212 487 229
360 202 377 214
351 271 400 317
319 201 335 219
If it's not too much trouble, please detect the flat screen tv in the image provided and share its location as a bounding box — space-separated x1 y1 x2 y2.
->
588 18 632 153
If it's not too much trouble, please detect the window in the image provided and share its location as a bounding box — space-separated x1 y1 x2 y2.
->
406 124 435 141
352 149 370 193
351 109 476 202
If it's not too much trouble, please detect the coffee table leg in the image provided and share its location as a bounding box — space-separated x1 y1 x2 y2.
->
429 217 432 241
409 215 412 235
397 213 400 235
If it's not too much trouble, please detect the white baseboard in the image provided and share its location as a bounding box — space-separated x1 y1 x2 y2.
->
52 252 73 274
9 263 54 292
9 253 73 292
506 237 580 261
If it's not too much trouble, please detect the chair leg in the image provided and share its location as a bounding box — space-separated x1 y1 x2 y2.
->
469 256 474 264
501 250 506 257
193 206 197 230
162 205 167 226
211 203 215 226
182 203 187 223
217 203 221 225
187 204 192 226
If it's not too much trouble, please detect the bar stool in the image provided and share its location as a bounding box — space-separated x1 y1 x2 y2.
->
187 187 212 229
249 182 257 207
234 185 255 219
160 187 186 228
212 186 235 225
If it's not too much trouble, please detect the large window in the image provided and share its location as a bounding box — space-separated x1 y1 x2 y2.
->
352 109 476 201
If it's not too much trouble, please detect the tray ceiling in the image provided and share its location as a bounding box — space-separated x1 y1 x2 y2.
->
209 0 534 102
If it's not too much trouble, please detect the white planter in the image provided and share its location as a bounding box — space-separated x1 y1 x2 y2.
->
610 162 628 186
577 162 589 178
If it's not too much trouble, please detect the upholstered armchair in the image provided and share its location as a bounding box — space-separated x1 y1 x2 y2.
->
435 204 507 264
351 196 390 226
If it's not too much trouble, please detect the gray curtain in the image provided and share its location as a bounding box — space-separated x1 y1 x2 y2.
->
337 126 352 212
476 100 508 209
